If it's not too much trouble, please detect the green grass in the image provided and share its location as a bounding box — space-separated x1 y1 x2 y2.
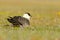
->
0 1 60 40
0 9 60 40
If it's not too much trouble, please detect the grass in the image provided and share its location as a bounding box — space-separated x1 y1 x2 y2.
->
0 9 60 40
0 1 60 40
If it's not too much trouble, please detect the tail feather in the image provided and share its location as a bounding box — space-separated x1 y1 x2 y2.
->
7 16 22 26
7 17 17 23
7 18 13 23
7 16 13 23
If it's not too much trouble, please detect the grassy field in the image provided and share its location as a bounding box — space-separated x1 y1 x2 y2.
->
0 0 60 40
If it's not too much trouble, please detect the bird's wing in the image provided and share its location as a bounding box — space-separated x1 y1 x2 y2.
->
18 16 30 25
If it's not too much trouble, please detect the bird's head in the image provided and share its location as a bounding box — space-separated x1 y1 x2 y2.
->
23 12 32 20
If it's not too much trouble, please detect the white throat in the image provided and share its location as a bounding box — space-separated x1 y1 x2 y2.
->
23 14 30 20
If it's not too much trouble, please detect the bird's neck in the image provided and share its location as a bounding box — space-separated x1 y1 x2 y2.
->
23 14 30 20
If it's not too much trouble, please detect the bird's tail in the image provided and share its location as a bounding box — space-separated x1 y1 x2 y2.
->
7 16 13 23
7 18 12 23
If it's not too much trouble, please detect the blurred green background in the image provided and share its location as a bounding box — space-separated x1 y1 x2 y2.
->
0 0 60 40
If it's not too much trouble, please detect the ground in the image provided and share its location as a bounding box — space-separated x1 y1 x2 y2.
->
0 0 60 40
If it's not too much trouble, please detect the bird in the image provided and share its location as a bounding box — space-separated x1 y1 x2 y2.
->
7 12 32 27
